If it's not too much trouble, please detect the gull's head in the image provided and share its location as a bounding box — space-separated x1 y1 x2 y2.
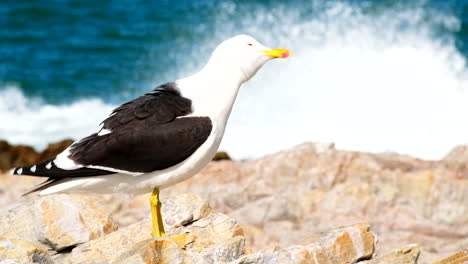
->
205 35 291 83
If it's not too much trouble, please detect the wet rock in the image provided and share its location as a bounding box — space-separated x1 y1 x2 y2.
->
0 194 117 251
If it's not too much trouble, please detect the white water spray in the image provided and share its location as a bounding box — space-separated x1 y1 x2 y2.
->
2 1 468 160
214 2 468 160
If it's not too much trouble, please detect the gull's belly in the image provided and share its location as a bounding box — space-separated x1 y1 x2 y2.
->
135 126 223 192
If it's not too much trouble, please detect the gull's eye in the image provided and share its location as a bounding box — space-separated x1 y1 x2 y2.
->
247 43 253 46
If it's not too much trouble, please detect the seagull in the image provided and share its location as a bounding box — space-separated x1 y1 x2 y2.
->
11 35 290 237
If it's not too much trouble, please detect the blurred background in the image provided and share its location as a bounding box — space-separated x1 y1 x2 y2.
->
1 0 468 160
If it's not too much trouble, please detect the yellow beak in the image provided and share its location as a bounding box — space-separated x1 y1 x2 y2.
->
263 49 291 58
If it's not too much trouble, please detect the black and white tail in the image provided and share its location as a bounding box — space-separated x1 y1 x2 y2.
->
11 159 115 195
11 160 112 178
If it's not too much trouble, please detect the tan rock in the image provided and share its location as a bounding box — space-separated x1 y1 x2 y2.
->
171 213 244 250
4 141 468 262
240 224 279 253
162 192 213 228
443 145 468 164
303 223 374 264
170 212 246 264
432 250 468 264
163 142 468 262
231 223 374 264
113 238 185 264
361 244 420 264
186 236 246 264
231 246 314 264
54 217 153 263
0 236 53 264
229 253 264 264
57 193 246 264
0 194 117 251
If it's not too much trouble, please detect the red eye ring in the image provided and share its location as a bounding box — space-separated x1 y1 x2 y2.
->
247 43 253 46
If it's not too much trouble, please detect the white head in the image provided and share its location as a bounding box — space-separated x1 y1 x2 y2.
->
203 35 291 83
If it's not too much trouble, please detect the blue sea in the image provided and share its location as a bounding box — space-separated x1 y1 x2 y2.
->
1 0 468 160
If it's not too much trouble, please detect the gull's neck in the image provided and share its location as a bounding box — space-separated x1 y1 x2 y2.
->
177 62 244 128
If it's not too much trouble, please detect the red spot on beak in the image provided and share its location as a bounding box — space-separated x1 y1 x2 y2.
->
282 52 290 58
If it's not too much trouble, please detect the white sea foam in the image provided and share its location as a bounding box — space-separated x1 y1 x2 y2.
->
0 85 115 150
213 1 468 160
3 1 468 160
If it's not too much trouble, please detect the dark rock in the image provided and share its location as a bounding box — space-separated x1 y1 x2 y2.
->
212 151 231 161
0 140 39 172
39 139 74 161
0 139 74 172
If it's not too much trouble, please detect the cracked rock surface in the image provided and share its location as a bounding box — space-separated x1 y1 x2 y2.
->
1 142 468 263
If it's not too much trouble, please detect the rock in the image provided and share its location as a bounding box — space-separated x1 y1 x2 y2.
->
361 244 420 264
3 141 468 262
442 145 468 174
164 142 468 263
213 152 231 161
432 250 468 264
0 139 74 172
187 236 246 264
56 193 246 264
0 236 54 264
231 223 374 264
443 145 468 164
231 246 318 264
0 141 38 172
113 238 185 264
0 194 117 251
38 139 74 162
162 192 213 228
301 223 374 263
53 216 153 263
174 213 246 264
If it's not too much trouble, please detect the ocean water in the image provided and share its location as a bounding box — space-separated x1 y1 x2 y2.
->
1 0 468 160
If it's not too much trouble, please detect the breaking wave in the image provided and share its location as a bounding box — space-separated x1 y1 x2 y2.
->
0 85 114 149
2 1 468 160
215 1 468 160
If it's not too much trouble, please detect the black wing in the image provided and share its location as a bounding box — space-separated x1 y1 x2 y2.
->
69 82 213 173
13 82 213 179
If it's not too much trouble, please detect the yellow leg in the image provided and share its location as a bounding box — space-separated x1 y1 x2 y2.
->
150 187 166 237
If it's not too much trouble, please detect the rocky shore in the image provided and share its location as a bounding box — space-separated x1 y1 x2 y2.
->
0 139 73 172
1 142 467 263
